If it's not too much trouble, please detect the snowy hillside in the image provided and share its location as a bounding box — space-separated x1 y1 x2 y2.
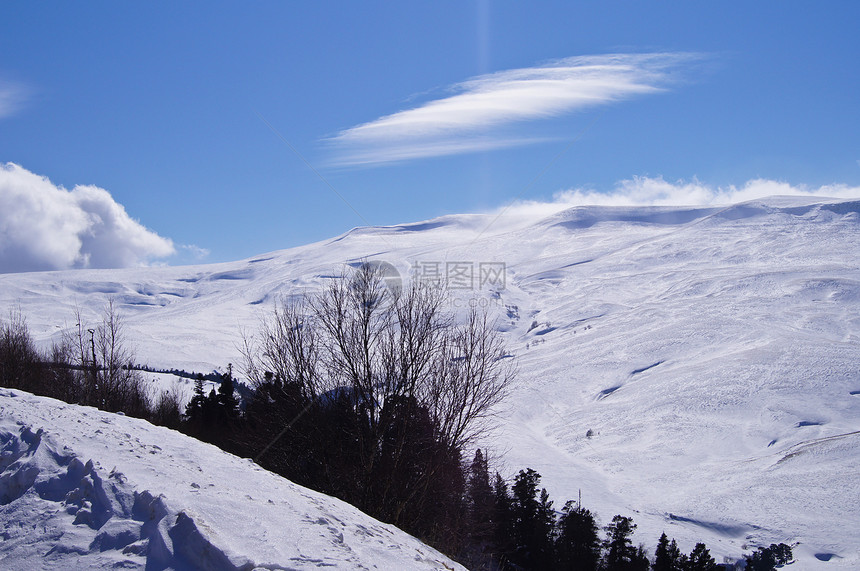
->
2 196 859 568
0 388 465 570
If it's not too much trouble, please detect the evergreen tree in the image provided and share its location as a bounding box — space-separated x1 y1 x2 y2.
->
686 543 717 571
744 549 774 571
535 488 557 568
667 539 681 569
633 545 651 571
182 373 208 434
744 543 792 571
217 367 240 417
190 387 219 442
510 469 555 569
653 533 670 571
465 449 495 553
653 533 683 571
193 373 205 400
511 468 540 567
492 472 514 567
771 543 793 566
556 500 601 571
603 515 644 571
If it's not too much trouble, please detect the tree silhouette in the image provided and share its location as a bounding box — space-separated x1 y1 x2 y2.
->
510 469 555 569
465 449 495 557
686 542 717 571
556 500 601 570
603 515 648 571
745 543 793 571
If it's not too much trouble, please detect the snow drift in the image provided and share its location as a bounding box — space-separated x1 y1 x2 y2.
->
0 389 464 570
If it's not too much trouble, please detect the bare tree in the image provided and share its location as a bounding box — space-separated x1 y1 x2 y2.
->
244 262 514 526
242 296 321 400
95 299 137 412
423 307 514 451
63 304 96 404
152 387 183 429
0 306 42 390
46 336 82 403
63 299 150 415
247 263 513 439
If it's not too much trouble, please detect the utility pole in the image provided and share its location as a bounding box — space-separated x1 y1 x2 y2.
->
88 328 97 402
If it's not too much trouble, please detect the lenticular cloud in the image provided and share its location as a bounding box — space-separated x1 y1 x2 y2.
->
0 163 175 273
328 52 702 166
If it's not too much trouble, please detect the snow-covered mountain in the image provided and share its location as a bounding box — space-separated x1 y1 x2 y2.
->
2 196 859 568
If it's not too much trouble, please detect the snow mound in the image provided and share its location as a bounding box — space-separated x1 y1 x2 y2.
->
0 389 464 570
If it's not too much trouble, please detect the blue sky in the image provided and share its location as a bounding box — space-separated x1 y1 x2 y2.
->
1 1 859 270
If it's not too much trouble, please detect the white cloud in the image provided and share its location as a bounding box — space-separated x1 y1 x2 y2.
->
0 79 29 119
331 136 551 167
497 176 860 221
328 52 701 166
0 163 176 273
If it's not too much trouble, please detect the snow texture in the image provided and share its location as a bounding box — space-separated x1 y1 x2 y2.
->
2 196 860 568
0 389 465 570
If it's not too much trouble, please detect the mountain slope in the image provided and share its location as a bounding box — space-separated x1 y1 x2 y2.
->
0 388 465 570
2 196 859 567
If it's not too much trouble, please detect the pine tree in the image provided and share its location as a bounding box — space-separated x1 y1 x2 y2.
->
745 548 774 571
633 545 651 571
510 469 555 569
653 533 683 571
182 373 207 433
511 468 539 567
667 539 681 569
686 542 717 571
205 387 218 422
466 449 495 552
654 533 670 571
492 472 514 566
744 543 792 571
556 500 601 571
603 515 639 571
535 488 556 568
217 367 239 417
771 543 793 566
193 373 204 399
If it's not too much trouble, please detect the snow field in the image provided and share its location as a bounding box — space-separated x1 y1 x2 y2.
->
1 197 859 567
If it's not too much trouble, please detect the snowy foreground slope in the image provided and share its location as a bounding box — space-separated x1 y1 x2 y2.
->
2 197 860 568
0 388 465 570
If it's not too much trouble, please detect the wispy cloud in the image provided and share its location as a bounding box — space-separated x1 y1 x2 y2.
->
0 79 30 119
327 52 702 166
180 244 211 261
0 163 176 273
331 136 553 167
